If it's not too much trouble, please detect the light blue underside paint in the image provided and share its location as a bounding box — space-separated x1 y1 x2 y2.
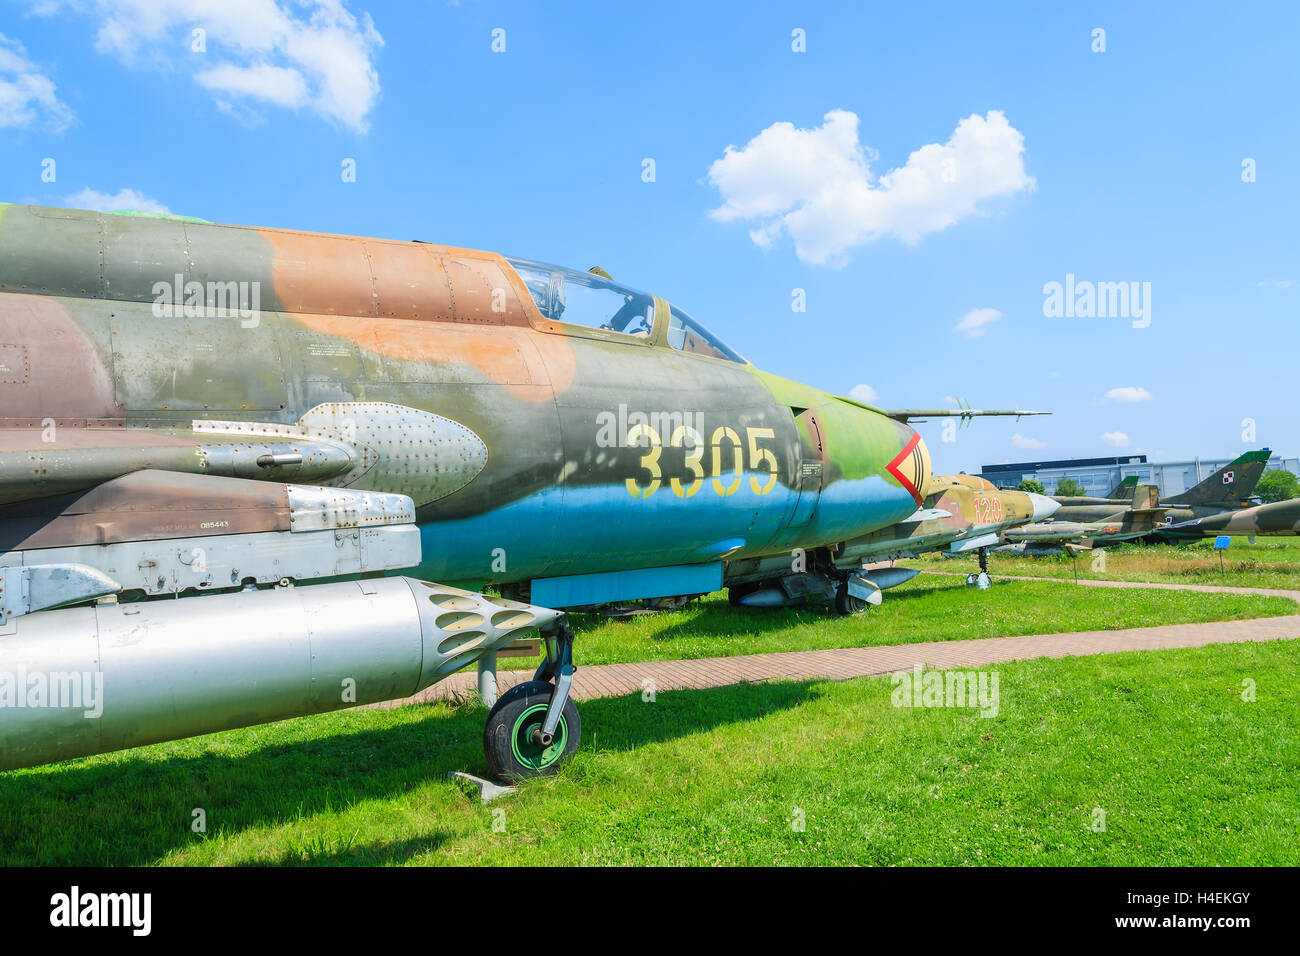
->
531 562 723 608
410 472 916 588
803 473 919 542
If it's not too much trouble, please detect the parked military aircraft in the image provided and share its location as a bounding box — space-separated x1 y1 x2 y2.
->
1148 450 1274 541
1166 497 1300 537
1002 484 1170 552
0 203 1045 779
1049 450 1270 529
725 474 1059 606
1002 451 1273 553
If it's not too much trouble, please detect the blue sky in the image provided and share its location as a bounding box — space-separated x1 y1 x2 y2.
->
2 1 1296 474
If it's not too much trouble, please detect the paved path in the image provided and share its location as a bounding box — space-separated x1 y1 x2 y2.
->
373 577 1300 708
922 570 1300 603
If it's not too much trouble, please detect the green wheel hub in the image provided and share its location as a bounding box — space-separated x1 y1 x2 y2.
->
510 703 569 771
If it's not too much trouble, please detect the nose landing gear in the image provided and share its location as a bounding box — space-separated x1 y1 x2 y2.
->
965 547 992 590
483 618 582 781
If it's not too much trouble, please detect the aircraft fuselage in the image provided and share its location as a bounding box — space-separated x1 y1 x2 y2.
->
0 204 929 596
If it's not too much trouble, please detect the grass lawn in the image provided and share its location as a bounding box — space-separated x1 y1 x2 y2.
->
506 575 1297 669
2 639 1296 866
906 536 1300 591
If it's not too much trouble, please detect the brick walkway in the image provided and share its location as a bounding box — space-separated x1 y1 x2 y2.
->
924 570 1300 602
374 577 1300 708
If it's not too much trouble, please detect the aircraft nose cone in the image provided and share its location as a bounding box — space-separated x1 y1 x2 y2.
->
1027 493 1060 520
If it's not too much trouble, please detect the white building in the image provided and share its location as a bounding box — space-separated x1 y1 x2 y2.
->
980 451 1298 498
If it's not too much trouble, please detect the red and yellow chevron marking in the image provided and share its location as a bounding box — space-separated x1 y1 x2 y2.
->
886 432 931 507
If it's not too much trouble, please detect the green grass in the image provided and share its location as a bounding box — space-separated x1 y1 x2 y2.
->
905 537 1300 591
501 575 1296 669
3 640 1297 865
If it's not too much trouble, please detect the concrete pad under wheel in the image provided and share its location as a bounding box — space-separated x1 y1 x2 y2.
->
448 770 517 803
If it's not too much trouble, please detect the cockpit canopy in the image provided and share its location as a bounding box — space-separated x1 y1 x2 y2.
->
505 257 744 364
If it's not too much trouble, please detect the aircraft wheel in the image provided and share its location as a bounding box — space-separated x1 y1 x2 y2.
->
483 680 580 781
835 584 868 616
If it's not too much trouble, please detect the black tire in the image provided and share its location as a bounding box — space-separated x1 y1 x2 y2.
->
491 677 549 711
835 583 867 616
483 680 581 781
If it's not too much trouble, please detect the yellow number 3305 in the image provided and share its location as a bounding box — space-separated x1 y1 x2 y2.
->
625 424 778 500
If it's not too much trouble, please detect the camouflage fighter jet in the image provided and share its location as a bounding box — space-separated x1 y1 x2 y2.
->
0 203 1045 779
1165 497 1300 537
1003 451 1274 554
727 475 1059 606
1001 483 1171 552
1049 450 1271 531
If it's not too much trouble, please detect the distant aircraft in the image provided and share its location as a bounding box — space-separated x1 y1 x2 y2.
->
1107 474 1139 499
726 474 1058 605
1010 451 1274 552
1050 451 1268 518
1002 483 1171 552
1150 450 1274 540
0 203 1046 779
1166 497 1300 537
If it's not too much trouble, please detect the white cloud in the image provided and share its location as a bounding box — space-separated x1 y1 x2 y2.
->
1011 433 1046 450
707 109 1034 265
0 32 73 130
66 187 171 214
1105 386 1152 403
196 63 310 109
849 383 878 403
35 1 383 133
1100 431 1130 448
954 307 1003 338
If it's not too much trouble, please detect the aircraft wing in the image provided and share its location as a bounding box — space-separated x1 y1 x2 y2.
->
897 508 953 523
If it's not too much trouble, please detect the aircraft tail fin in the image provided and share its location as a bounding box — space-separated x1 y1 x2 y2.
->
1164 450 1271 506
1119 485 1169 533
1106 474 1139 499
1131 483 1160 511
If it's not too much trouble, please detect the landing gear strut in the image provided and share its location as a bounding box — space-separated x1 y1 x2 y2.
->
483 618 582 781
965 547 991 590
